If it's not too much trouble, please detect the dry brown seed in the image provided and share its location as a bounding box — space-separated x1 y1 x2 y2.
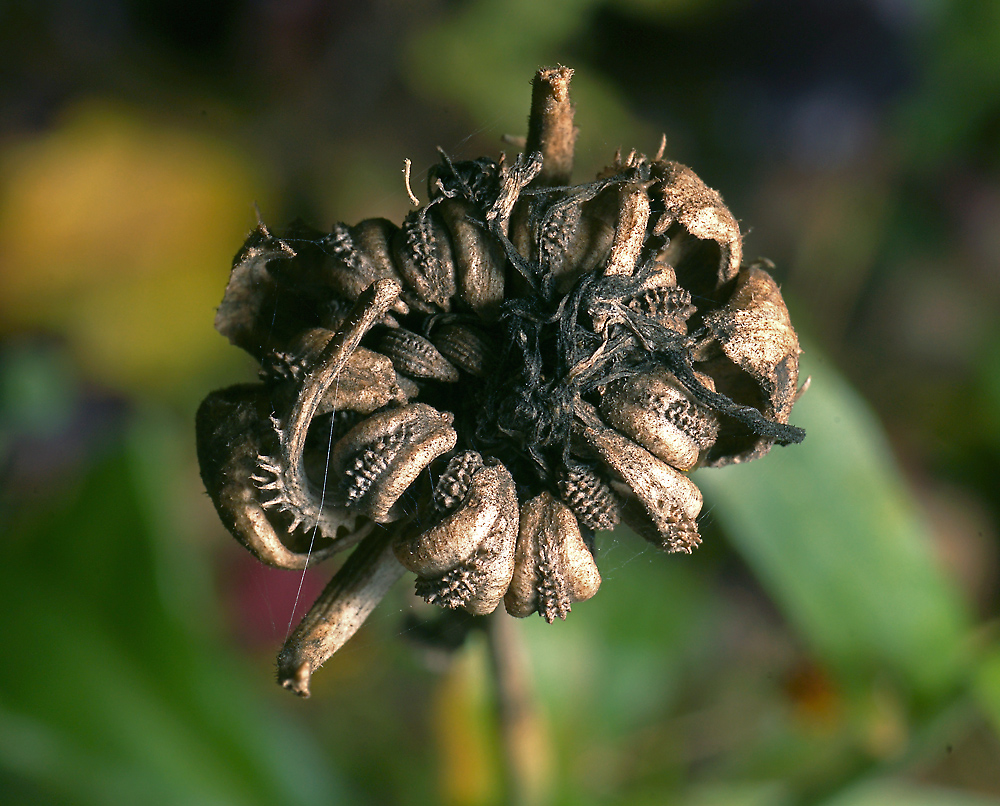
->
625 268 697 334
263 327 403 415
392 207 457 311
511 188 618 293
277 530 405 697
196 384 370 569
324 219 410 317
603 182 651 277
323 346 404 414
557 463 621 531
431 323 494 377
600 368 719 471
504 492 601 622
620 495 701 554
254 279 405 535
438 197 506 321
575 403 703 552
695 261 802 465
375 327 460 383
432 450 485 512
330 403 457 522
394 460 519 615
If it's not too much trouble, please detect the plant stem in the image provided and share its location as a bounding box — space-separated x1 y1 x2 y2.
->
526 66 577 188
486 612 551 806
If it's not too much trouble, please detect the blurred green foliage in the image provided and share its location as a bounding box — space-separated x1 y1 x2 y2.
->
2 0 1000 804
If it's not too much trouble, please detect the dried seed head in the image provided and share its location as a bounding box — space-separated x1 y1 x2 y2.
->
504 492 601 622
198 66 805 687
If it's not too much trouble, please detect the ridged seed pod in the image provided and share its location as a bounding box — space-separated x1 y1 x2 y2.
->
330 403 457 522
504 492 601 622
394 456 519 616
599 368 718 471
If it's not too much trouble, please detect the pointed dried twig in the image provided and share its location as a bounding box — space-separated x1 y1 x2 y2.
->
278 530 404 697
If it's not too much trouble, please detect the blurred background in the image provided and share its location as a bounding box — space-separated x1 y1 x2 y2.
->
2 0 999 803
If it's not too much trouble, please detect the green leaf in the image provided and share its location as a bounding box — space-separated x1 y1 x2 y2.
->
818 779 1000 806
0 418 344 806
973 645 1000 736
697 346 970 700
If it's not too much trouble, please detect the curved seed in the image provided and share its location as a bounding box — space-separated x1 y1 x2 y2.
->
376 327 460 383
649 160 742 299
431 323 493 377
394 460 519 615
557 463 621 531
331 403 457 523
324 219 410 316
504 492 601 622
256 280 405 535
603 182 650 277
575 403 702 553
695 262 803 465
600 368 718 471
392 206 456 311
278 531 404 697
196 384 368 569
438 198 506 321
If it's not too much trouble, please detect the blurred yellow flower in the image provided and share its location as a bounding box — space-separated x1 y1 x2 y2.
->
0 101 267 397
